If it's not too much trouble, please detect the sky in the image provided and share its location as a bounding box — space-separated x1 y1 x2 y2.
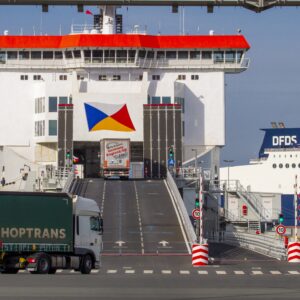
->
0 5 299 166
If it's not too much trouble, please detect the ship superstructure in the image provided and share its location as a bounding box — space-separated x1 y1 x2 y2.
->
0 21 250 183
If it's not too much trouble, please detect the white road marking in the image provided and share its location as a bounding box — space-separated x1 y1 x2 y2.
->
143 270 154 274
70 270 77 273
125 270 135 274
234 271 245 275
216 271 227 275
288 271 300 275
164 180 191 254
91 269 99 274
180 270 190 275
100 181 106 215
162 270 172 274
18 270 26 273
198 270 208 275
107 270 117 274
270 271 281 275
134 181 145 255
56 269 63 273
252 271 263 275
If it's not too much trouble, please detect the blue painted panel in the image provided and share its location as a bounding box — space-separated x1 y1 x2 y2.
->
259 128 300 158
281 194 300 226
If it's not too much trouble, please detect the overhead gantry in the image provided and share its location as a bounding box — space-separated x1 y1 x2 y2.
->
0 0 300 13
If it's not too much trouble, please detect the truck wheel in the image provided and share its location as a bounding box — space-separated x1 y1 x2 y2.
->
36 254 51 274
80 255 92 274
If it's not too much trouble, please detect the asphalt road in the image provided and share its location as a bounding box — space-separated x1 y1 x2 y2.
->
1 255 300 300
7 178 294 300
77 178 189 255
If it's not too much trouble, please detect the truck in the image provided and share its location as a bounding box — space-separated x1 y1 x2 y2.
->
0 191 103 274
100 138 130 179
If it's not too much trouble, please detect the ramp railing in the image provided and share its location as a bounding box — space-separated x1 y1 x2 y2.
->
166 170 196 245
222 231 287 260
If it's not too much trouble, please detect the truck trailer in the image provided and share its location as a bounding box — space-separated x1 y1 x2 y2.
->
100 138 130 179
0 191 103 274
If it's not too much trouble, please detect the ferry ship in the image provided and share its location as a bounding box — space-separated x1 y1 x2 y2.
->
0 6 250 190
220 123 300 227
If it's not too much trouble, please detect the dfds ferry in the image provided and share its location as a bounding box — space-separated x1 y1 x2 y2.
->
220 124 300 226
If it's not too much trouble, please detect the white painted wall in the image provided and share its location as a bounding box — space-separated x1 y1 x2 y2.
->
220 150 300 194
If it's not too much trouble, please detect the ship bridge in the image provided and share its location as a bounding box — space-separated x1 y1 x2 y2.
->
0 32 249 73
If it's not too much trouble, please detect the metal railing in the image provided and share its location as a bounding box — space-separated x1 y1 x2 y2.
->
0 56 250 71
166 170 196 245
222 231 287 260
219 180 269 222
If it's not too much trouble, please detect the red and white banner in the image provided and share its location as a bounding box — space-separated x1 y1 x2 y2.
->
287 242 300 263
192 243 209 266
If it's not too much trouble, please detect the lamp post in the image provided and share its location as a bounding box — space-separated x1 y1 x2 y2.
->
223 159 234 189
191 148 198 176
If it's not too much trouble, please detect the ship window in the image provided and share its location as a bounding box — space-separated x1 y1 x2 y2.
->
298 163 300 168
191 75 199 80
182 121 185 137
55 51 63 59
84 50 91 62
43 51 53 60
48 120 57 136
225 51 235 63
272 164 277 169
73 50 81 58
237 51 243 63
138 50 146 59
146 51 154 59
112 75 121 81
151 96 160 104
104 50 115 63
0 51 6 62
65 51 73 59
279 163 283 168
152 75 160 80
285 163 289 168
190 51 200 60
99 75 107 81
31 51 42 59
166 51 176 59
59 96 68 105
59 75 67 81
178 51 188 59
292 163 296 168
213 51 224 63
138 74 143 81
20 75 28 80
174 97 185 113
128 50 136 62
92 50 103 63
19 51 30 60
162 96 171 104
33 75 42 80
202 51 212 60
156 51 165 59
49 97 57 112
35 120 45 137
35 97 45 113
116 50 127 63
178 74 186 80
7 51 18 60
